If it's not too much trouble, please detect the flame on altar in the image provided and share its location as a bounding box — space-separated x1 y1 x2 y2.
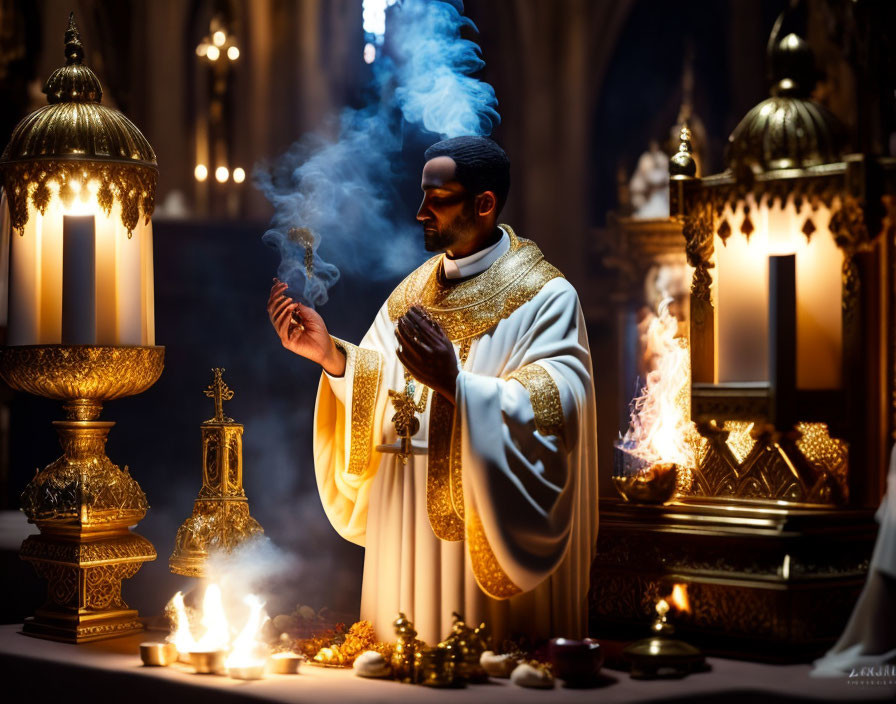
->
670 583 691 614
617 296 700 489
166 583 271 669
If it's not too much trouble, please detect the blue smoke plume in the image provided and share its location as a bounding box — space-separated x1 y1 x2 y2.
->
257 0 499 307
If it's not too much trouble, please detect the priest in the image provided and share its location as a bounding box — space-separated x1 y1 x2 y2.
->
267 136 599 644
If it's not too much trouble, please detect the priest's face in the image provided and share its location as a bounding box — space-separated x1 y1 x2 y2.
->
417 156 478 255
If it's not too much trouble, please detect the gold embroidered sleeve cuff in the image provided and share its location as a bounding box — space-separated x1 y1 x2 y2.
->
331 337 383 476
505 363 565 437
467 506 523 599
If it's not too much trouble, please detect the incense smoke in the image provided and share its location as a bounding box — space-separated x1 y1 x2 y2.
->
257 0 499 306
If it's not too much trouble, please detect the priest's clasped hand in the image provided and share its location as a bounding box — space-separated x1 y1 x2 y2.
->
267 279 346 377
395 306 459 404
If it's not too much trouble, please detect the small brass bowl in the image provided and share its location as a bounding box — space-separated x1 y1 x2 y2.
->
612 462 679 504
228 663 266 680
267 653 302 675
189 650 226 674
623 636 704 679
140 642 177 667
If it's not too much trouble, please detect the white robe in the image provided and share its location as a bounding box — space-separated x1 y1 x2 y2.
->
313 226 599 644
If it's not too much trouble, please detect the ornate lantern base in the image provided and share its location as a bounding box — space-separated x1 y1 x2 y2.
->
0 345 164 643
20 529 155 643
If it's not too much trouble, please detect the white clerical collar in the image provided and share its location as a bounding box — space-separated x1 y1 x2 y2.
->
442 228 510 280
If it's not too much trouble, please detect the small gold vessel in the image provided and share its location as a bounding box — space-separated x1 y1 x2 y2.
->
267 652 303 675
139 642 178 666
189 650 227 674
612 459 679 504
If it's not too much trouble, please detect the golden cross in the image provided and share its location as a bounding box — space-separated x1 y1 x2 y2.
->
386 376 429 464
204 367 234 423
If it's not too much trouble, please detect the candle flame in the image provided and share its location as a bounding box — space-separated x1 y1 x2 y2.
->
166 583 269 671
225 594 270 668
196 583 230 651
167 591 197 654
670 583 691 614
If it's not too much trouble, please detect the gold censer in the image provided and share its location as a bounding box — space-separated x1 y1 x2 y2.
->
169 368 263 577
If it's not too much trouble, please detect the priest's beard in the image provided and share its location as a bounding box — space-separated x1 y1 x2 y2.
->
423 200 477 253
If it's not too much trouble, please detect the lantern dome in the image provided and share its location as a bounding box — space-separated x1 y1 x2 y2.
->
0 14 156 234
725 30 844 173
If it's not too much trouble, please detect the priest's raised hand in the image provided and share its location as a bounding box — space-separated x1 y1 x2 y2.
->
395 305 459 405
266 278 346 377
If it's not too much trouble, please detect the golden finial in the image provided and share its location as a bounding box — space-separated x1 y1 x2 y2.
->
669 124 697 178
204 368 234 423
64 13 84 65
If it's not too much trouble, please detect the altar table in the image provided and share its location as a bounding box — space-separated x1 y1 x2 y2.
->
0 624 893 703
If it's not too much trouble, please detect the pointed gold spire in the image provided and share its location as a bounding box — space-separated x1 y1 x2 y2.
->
669 124 697 178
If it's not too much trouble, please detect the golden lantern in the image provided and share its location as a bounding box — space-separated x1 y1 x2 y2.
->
669 17 891 506
592 8 893 657
0 15 161 642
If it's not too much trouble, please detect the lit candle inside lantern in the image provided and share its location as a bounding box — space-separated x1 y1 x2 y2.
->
61 214 96 344
7 202 40 345
38 204 63 344
115 221 144 345
141 220 156 346
715 198 769 382
0 191 9 332
793 201 841 389
715 196 843 389
94 208 118 344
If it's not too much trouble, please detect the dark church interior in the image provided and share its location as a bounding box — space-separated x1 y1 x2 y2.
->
1 0 895 701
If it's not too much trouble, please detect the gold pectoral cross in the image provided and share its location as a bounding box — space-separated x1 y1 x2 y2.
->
377 373 429 464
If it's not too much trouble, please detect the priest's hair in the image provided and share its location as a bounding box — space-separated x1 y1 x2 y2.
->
424 136 510 213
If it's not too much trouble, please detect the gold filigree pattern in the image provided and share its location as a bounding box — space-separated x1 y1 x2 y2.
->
1 159 156 236
387 225 563 341
426 341 472 541
22 530 155 640
795 422 849 501
333 338 383 476
467 506 521 599
20 532 156 564
427 393 464 541
687 425 845 504
723 421 756 464
0 345 165 412
505 363 565 437
682 200 715 302
169 500 263 577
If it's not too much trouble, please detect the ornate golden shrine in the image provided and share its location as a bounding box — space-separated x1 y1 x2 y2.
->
169 369 263 577
591 8 893 657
